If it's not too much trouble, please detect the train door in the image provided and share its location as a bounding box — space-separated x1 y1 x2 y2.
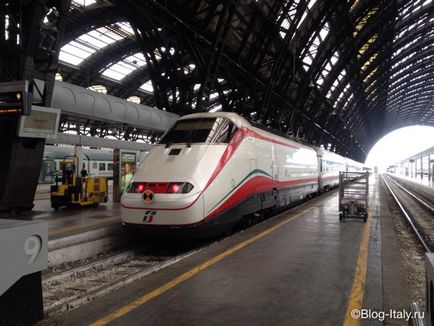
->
317 154 324 190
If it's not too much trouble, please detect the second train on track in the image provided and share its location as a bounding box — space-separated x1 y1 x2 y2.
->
121 112 364 237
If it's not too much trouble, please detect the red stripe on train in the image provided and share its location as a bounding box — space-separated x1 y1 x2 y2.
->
204 127 300 191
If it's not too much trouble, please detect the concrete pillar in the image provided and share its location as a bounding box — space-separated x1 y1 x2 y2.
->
421 156 424 180
431 164 434 185
414 161 417 179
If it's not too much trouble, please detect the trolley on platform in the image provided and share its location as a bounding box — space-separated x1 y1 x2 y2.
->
338 171 369 222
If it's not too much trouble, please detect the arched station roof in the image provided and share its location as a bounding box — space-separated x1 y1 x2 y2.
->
55 0 434 161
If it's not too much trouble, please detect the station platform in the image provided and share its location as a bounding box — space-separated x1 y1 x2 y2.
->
36 176 414 326
394 174 434 188
30 189 124 266
32 182 119 241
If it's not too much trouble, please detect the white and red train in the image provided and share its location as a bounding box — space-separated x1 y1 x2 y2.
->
121 112 364 237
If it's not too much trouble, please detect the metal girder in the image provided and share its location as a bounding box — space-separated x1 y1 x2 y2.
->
64 4 123 44
111 65 150 98
64 38 139 85
53 0 434 162
59 116 163 143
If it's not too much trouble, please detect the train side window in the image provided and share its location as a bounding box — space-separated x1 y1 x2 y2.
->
99 163 106 171
92 162 97 169
107 163 114 171
212 119 238 144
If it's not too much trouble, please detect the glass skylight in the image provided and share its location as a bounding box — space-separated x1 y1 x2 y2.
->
127 96 141 104
59 23 134 66
276 0 301 38
140 80 154 93
302 22 330 68
102 52 147 81
210 104 222 112
296 0 316 29
4 15 8 40
71 0 97 7
87 85 107 94
315 48 338 92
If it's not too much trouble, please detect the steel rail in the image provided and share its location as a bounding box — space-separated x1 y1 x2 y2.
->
381 175 431 253
42 247 139 285
386 175 434 215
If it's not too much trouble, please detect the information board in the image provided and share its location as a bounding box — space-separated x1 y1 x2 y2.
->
0 80 31 115
17 105 61 138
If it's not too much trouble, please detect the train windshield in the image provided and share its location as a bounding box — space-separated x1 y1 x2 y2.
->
159 117 238 145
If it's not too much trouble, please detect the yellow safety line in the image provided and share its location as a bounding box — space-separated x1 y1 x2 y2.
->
342 184 377 326
49 216 121 237
89 196 331 326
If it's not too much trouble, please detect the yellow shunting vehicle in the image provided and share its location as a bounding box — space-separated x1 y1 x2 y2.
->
50 156 108 210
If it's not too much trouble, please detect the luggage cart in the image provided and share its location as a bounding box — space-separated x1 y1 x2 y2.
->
338 171 369 222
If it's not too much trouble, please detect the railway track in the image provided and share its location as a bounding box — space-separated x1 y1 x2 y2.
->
382 174 434 252
42 239 210 318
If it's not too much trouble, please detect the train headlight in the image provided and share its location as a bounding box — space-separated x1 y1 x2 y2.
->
137 184 145 193
166 182 194 194
167 183 180 193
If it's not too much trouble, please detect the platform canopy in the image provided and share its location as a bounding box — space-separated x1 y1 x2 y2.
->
53 0 434 162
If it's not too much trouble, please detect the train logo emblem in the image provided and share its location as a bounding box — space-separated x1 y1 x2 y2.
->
143 190 154 204
143 210 156 223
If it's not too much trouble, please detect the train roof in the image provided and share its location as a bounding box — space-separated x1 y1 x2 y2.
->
179 112 251 128
313 146 347 162
44 146 113 161
180 112 315 151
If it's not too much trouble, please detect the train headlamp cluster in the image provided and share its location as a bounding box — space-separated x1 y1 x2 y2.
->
127 182 194 194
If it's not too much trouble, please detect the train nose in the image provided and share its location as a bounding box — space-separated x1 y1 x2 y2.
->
121 177 205 226
121 177 202 210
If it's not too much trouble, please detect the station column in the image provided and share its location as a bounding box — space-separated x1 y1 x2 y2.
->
0 1 70 324
0 0 70 212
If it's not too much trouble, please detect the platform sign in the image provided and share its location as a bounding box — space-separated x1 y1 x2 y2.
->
0 80 31 115
17 105 61 138
0 219 48 296
120 151 136 192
